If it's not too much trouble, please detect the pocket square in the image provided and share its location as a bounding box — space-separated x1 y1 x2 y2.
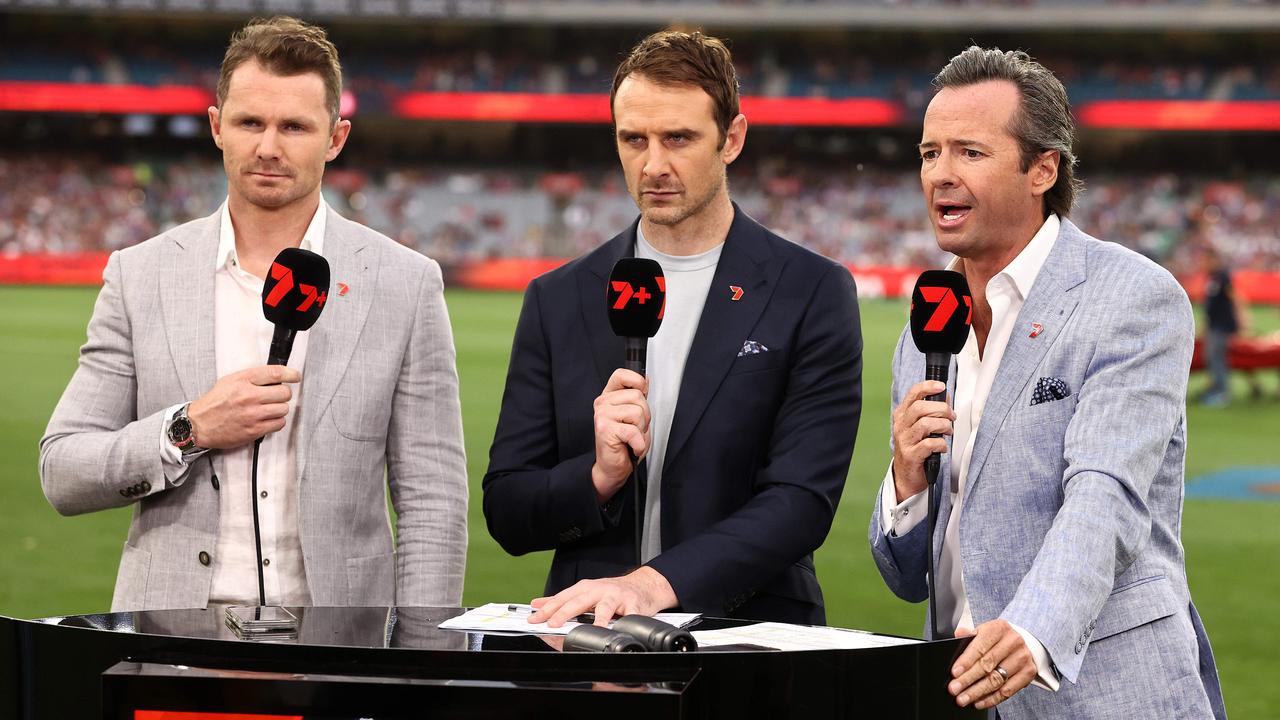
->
737 340 769 357
1031 377 1071 405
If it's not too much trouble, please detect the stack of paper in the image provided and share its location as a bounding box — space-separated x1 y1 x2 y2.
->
691 622 922 651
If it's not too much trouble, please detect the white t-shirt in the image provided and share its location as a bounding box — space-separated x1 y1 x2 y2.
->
635 227 723 562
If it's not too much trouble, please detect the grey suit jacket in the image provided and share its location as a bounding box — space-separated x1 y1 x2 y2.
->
869 220 1226 719
40 207 468 612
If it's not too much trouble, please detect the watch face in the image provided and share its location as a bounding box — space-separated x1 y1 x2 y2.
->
169 417 193 444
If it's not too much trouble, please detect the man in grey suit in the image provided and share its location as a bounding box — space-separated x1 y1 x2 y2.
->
869 47 1225 718
40 17 467 612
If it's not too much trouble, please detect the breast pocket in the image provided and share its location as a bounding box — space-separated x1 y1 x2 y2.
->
1015 392 1078 428
726 347 787 376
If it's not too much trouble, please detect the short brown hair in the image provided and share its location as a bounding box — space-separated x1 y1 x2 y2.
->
217 16 343 124
610 30 740 148
934 46 1081 219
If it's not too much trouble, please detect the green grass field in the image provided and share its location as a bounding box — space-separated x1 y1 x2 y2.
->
2 285 1278 717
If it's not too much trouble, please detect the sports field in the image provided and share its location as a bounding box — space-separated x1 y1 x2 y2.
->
2 285 1278 717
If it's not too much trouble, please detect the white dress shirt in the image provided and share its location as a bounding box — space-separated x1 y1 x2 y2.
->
155 198 327 606
881 214 1062 691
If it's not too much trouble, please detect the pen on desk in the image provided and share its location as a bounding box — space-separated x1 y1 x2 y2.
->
506 605 597 624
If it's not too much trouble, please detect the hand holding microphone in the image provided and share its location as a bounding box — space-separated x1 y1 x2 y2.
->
593 258 666 505
591 368 651 504
187 365 302 450
891 269 972 501
186 247 329 451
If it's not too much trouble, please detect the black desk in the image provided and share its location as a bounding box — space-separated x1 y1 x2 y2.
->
1 607 981 719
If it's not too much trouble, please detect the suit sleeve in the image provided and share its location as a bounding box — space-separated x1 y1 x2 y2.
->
999 270 1195 683
647 263 862 614
867 325 933 603
482 280 609 556
39 251 171 515
386 259 469 607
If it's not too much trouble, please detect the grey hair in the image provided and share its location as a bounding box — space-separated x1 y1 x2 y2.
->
933 46 1081 218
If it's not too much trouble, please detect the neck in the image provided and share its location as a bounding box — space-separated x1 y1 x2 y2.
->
958 214 1045 352
228 191 321 278
639 193 734 256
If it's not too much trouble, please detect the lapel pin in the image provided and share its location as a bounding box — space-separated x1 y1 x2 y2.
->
1029 322 1043 338
337 282 350 297
729 285 744 302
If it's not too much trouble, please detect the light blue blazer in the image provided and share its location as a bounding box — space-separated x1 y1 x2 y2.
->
869 220 1226 719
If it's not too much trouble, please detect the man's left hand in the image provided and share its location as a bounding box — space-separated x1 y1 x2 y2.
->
528 566 678 628
949 619 1036 710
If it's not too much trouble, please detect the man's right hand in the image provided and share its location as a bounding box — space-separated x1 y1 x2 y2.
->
890 380 955 503
187 365 301 450
591 368 650 504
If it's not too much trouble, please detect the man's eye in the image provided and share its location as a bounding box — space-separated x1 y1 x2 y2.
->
920 150 938 161
965 149 983 159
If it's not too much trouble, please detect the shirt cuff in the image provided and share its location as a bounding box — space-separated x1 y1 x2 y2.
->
158 402 197 490
879 463 927 537
1010 622 1061 692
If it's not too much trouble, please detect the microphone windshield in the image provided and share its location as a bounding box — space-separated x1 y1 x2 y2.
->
607 258 665 339
262 247 331 332
910 269 972 355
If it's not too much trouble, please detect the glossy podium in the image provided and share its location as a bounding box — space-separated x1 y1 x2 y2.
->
1 607 982 719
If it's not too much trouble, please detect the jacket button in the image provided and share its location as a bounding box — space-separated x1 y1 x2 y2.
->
211 474 220 491
119 489 129 497
140 480 152 493
198 551 211 566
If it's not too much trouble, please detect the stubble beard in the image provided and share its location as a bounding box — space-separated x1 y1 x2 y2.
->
640 169 725 228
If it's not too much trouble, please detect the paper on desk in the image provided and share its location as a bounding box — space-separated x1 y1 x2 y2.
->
692 622 922 651
437 603 702 636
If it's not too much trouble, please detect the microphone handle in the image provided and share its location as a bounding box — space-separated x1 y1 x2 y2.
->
267 326 297 368
623 336 647 568
623 336 647 375
922 351 951 481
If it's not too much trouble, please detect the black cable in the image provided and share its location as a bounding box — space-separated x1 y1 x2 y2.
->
925 457 942 641
250 437 266 607
631 455 643 569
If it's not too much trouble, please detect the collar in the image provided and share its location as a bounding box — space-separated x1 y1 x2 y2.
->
636 224 724 272
946 213 1060 300
216 197 329 271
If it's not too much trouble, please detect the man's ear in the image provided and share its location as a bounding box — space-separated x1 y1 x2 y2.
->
325 118 352 162
208 106 223 150
721 113 748 166
1029 149 1059 199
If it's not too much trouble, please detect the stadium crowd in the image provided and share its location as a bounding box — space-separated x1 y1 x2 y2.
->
2 155 1276 274
3 43 1279 110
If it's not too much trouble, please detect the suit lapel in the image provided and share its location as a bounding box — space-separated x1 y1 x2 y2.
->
664 208 781 469
961 221 1088 503
581 228 636 387
161 212 219 400
298 210 376 479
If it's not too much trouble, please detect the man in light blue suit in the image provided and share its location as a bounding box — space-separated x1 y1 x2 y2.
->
869 47 1226 718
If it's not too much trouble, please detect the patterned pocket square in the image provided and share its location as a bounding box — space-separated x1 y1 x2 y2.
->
737 340 769 357
1031 377 1071 405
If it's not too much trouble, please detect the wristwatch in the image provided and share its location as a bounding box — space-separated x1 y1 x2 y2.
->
167 404 206 459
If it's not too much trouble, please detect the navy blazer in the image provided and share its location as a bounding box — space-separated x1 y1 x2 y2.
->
483 206 862 624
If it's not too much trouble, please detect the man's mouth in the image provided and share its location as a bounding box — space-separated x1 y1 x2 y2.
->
936 203 972 228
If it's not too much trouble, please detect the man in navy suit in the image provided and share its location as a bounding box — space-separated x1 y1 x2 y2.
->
483 30 862 626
